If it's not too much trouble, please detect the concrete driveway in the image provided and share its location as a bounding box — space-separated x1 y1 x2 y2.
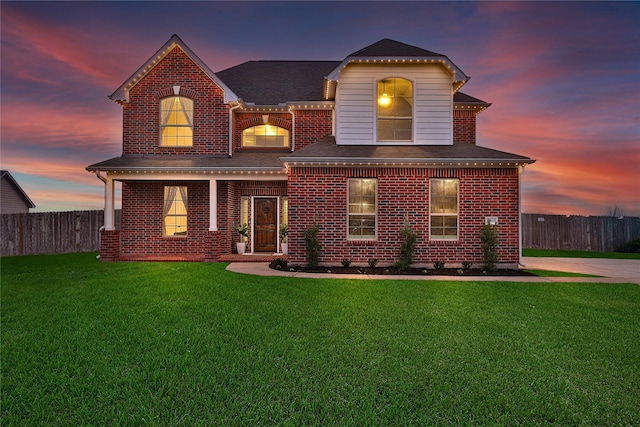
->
522 257 640 284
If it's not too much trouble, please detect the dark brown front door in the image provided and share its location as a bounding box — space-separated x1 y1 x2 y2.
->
254 198 277 253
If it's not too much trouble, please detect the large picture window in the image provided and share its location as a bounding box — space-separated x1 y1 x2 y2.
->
377 77 413 141
160 96 193 147
164 186 187 236
430 179 458 240
242 125 289 148
348 178 377 239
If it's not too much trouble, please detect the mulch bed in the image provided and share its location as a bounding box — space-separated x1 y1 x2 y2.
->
269 262 536 276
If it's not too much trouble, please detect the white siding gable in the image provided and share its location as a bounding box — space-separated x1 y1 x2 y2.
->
335 64 453 145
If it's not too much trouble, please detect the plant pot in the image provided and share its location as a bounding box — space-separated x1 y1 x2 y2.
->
236 242 246 255
281 243 288 255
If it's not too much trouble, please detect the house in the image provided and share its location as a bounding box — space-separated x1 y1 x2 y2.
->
1 170 35 214
87 35 534 267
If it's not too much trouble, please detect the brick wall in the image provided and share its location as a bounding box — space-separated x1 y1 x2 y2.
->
287 166 520 267
120 180 214 259
293 110 333 150
453 110 476 144
123 46 229 155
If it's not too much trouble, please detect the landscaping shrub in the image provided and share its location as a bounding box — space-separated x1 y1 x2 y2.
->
368 258 379 268
341 259 352 268
395 215 417 272
617 238 640 253
433 260 446 270
304 222 321 268
480 224 499 271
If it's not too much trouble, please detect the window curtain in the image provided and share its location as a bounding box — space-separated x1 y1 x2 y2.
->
164 186 178 216
178 186 188 208
161 98 174 125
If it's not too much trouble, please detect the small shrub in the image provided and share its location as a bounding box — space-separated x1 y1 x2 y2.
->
395 215 418 272
368 258 379 268
462 261 473 270
457 269 464 275
617 238 640 253
272 258 287 270
341 258 352 268
433 260 445 270
304 222 321 268
480 224 499 271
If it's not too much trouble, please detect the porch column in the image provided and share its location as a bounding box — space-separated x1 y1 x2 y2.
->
104 176 115 231
209 178 218 231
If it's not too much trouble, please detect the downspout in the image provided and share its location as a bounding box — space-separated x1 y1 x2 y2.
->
518 165 525 268
288 106 295 152
228 103 241 157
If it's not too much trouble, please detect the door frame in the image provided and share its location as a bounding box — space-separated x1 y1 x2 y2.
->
251 196 281 253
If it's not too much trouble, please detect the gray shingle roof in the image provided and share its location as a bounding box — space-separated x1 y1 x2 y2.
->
86 151 287 172
348 38 445 58
216 61 340 105
282 137 534 165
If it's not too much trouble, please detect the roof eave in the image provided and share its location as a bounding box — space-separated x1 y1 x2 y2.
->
281 157 535 167
109 34 239 104
326 55 469 84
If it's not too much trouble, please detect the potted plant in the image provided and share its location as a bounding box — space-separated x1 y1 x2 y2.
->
235 223 249 254
279 223 288 254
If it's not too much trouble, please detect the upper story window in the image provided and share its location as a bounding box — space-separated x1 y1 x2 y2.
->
160 96 193 147
242 125 289 148
377 77 413 141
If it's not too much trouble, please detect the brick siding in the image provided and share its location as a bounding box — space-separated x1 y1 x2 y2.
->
122 46 229 155
453 110 477 144
287 166 520 267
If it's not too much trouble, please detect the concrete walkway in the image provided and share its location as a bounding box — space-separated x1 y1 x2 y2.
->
227 257 640 284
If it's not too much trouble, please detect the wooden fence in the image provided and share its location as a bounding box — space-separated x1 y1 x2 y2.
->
522 214 640 252
1 211 638 257
0 210 121 257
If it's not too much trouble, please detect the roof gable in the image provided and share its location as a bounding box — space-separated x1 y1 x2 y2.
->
109 34 238 104
348 38 445 58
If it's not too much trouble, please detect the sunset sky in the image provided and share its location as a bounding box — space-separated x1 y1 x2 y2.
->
1 1 639 215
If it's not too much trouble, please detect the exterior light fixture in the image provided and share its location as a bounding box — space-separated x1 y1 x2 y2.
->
378 93 391 107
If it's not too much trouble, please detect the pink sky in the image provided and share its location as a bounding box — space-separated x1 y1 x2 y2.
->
1 1 639 215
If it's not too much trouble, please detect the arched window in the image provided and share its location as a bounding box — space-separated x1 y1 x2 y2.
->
160 96 193 147
377 77 413 141
242 125 289 148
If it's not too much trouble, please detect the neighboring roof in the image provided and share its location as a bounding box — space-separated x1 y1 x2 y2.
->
216 61 340 105
109 34 238 104
0 170 36 208
86 151 286 173
282 137 535 166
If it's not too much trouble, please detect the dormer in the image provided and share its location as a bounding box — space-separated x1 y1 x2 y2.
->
326 39 469 146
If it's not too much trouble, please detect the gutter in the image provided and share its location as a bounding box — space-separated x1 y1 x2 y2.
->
518 165 526 268
288 106 296 152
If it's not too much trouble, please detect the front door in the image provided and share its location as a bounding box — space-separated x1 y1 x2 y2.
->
254 198 277 253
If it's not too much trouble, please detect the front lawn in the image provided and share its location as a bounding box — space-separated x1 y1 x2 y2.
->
2 253 639 425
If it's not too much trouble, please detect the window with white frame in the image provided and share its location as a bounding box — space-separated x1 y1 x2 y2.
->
242 125 289 148
430 178 458 239
160 96 193 146
377 77 413 141
348 178 377 239
164 186 188 236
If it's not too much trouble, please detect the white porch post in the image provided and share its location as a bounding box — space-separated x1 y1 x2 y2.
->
209 178 218 231
104 176 115 231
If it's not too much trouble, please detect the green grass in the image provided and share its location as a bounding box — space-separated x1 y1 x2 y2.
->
525 269 602 278
524 248 640 259
2 253 639 426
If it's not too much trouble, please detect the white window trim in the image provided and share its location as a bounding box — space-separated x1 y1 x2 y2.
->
242 125 290 148
347 178 377 240
374 77 414 144
429 178 459 241
160 96 194 147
